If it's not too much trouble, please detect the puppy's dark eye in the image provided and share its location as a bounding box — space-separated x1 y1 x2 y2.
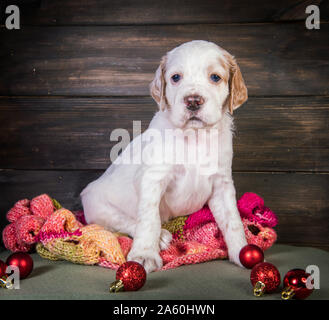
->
210 74 221 83
171 74 181 83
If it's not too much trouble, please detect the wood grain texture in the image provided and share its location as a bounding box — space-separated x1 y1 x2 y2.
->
1 0 327 25
0 96 328 171
1 23 328 96
0 170 328 249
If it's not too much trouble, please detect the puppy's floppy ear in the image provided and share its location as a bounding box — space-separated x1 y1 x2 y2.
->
226 55 248 114
150 55 167 111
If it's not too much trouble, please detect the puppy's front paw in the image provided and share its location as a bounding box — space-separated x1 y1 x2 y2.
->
229 247 244 268
127 248 163 273
228 239 247 268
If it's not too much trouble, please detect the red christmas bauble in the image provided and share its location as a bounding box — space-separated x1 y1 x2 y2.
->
6 252 33 279
239 244 264 269
0 260 8 278
250 262 281 296
110 261 147 292
282 269 313 300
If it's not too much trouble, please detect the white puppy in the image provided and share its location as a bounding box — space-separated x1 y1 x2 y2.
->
81 40 248 273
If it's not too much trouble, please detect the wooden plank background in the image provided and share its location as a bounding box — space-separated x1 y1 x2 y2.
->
1 0 328 25
0 0 328 251
1 24 329 96
0 96 328 171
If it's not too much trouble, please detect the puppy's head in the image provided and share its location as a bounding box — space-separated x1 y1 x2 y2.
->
150 40 248 129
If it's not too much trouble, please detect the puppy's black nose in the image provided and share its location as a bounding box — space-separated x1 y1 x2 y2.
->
184 95 204 111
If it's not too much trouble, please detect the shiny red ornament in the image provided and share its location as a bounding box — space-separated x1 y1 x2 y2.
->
0 260 8 278
109 261 147 292
282 269 314 300
6 252 33 279
250 262 281 296
239 244 264 269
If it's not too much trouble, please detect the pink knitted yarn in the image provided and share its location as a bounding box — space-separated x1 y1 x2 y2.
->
237 192 278 227
117 236 133 258
237 192 264 217
252 206 278 228
15 215 45 245
30 194 54 220
2 223 32 252
36 229 83 242
6 199 30 223
160 240 227 270
185 222 226 250
242 218 277 251
184 206 214 230
2 194 56 252
40 208 82 235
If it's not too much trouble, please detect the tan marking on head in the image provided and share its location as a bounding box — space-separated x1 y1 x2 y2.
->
223 52 248 114
150 55 167 111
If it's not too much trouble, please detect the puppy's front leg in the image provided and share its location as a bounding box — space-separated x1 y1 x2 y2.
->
208 175 247 267
127 166 170 273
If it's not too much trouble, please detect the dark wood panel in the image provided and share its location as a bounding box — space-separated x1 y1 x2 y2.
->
233 96 329 172
1 0 327 25
0 96 328 171
0 170 328 249
1 23 328 96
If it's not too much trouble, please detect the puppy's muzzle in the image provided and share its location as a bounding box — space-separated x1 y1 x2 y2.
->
184 95 204 112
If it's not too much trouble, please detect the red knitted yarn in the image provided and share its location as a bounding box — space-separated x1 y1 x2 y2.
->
6 199 31 223
15 215 45 245
30 194 54 220
2 223 32 252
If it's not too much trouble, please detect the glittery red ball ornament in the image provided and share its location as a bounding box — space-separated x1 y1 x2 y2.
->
6 252 33 279
281 269 314 300
0 260 8 278
109 261 147 292
250 262 281 296
239 244 264 269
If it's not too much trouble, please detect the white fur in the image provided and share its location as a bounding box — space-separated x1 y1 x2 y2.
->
81 40 248 273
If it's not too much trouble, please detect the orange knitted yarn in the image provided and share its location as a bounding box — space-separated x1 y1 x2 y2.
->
80 224 126 264
36 209 126 266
